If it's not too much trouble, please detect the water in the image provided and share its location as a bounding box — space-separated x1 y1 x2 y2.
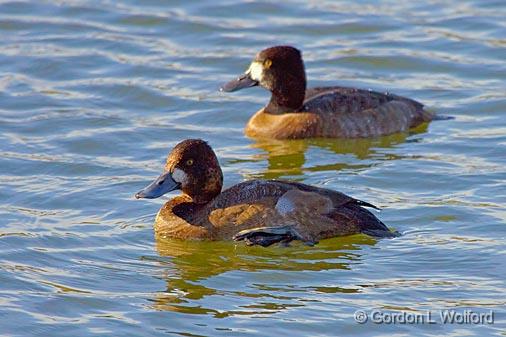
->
1 0 505 336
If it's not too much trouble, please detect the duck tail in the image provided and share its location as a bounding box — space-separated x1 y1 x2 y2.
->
347 203 400 238
354 199 380 210
432 114 454 121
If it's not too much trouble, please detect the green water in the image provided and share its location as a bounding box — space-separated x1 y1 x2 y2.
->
1 1 505 336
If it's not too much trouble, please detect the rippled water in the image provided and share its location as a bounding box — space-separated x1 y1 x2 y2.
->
1 0 505 336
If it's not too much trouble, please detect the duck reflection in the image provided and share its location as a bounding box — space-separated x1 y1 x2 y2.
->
233 124 428 180
149 234 377 315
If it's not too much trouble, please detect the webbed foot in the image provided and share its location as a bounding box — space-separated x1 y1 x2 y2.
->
233 225 316 247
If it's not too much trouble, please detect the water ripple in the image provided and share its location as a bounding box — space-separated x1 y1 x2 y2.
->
1 0 505 336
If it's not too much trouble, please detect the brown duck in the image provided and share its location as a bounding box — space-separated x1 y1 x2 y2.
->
220 45 434 139
135 139 397 246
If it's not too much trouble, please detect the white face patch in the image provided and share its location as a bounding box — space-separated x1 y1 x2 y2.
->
247 61 264 82
172 168 188 185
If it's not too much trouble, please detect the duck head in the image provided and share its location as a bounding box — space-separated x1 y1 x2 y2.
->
135 139 223 204
221 45 307 114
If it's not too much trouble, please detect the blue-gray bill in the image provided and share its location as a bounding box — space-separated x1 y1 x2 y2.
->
219 73 258 92
135 171 180 199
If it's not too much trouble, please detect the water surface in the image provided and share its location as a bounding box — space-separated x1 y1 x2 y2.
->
1 0 505 336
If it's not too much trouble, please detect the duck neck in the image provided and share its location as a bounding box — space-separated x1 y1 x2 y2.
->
186 171 223 205
265 78 306 115
190 191 219 205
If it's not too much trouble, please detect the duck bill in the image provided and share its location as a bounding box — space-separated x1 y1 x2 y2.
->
135 171 180 199
220 72 258 92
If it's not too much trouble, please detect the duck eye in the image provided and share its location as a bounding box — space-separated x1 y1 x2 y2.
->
186 159 194 166
263 59 272 69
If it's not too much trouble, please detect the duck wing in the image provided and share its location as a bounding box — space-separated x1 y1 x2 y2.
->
227 179 396 246
209 179 373 211
304 86 424 113
302 86 433 137
206 179 396 245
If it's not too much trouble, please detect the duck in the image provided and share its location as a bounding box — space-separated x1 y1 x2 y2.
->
220 45 434 139
135 139 397 246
